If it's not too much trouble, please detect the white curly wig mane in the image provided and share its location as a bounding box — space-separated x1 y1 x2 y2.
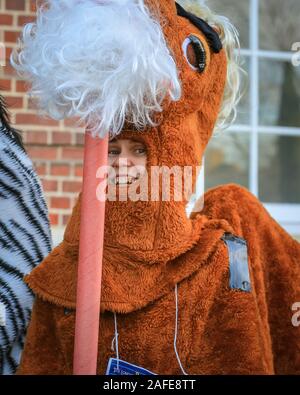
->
11 0 241 137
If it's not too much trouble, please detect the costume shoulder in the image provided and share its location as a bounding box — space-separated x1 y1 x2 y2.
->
201 182 300 285
203 182 299 247
201 183 300 374
203 182 271 225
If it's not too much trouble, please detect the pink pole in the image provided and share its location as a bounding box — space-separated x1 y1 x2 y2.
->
73 132 108 375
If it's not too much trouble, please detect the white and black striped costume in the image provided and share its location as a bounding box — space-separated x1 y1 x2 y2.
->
0 123 52 374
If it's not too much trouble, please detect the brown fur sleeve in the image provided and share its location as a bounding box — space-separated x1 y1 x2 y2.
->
203 183 300 374
17 297 66 375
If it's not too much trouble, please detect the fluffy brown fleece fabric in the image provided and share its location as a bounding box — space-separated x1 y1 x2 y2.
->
17 0 300 375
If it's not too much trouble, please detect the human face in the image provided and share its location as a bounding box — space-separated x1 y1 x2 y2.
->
108 138 147 186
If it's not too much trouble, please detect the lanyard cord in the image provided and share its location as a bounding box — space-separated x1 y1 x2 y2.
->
111 312 120 371
111 283 188 375
174 283 188 375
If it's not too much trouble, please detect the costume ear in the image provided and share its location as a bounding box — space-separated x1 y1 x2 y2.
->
175 2 223 53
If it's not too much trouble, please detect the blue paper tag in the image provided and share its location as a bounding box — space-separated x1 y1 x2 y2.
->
106 357 157 375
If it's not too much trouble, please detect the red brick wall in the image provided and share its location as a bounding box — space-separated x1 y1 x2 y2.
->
0 0 84 239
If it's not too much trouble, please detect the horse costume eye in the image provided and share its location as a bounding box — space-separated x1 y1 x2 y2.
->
182 34 206 73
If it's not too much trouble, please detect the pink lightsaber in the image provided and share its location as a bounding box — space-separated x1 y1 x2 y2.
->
73 131 109 375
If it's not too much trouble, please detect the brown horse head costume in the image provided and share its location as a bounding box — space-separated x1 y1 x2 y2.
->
12 0 300 375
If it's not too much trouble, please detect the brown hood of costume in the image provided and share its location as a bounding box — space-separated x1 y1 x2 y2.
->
99 0 227 263
17 0 300 375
